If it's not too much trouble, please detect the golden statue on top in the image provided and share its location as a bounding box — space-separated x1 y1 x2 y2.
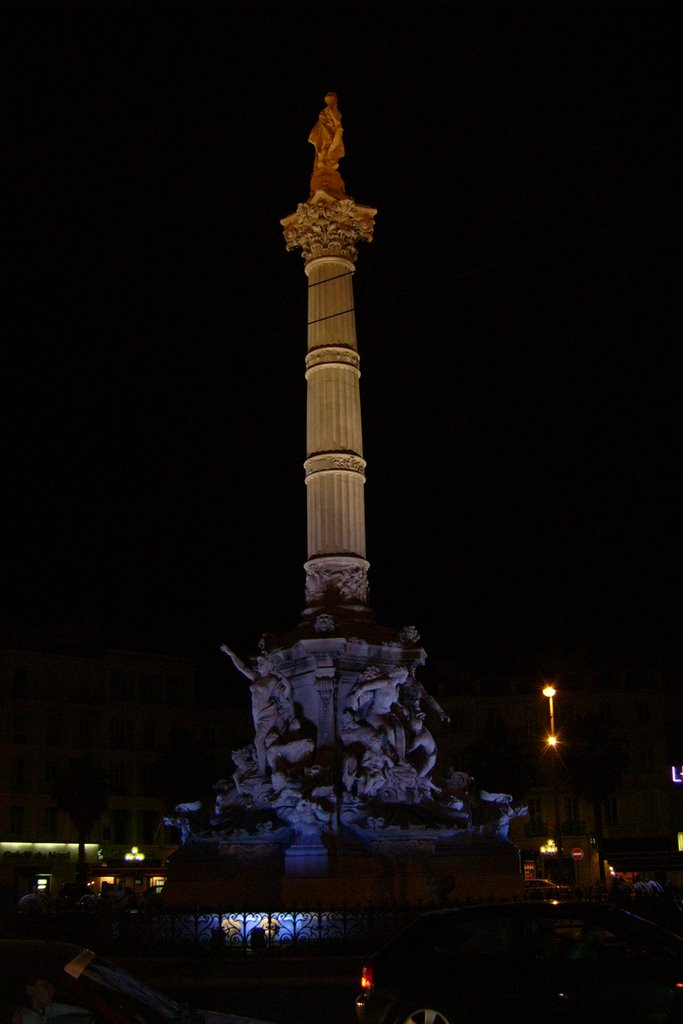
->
308 92 346 197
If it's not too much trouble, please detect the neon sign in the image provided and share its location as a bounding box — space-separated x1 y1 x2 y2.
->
671 766 683 784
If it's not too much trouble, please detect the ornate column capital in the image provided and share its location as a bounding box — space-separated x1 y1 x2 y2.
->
281 191 377 264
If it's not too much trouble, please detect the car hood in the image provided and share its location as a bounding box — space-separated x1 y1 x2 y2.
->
204 1011 276 1024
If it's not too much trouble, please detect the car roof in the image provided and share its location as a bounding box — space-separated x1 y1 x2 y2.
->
414 901 581 919
396 901 680 929
0 939 89 971
369 901 683 957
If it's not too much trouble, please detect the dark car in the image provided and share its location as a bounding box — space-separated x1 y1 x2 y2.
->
0 940 272 1024
355 901 683 1024
524 877 574 900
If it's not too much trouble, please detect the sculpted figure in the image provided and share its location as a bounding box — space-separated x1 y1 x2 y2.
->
265 731 315 773
406 710 437 777
345 730 395 799
309 92 345 173
163 812 193 844
212 777 242 819
403 667 450 724
346 666 410 761
221 645 298 775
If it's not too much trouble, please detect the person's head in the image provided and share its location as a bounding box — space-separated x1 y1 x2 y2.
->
324 92 338 107
21 977 55 1011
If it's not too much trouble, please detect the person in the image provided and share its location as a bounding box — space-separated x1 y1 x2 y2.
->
308 92 345 173
220 644 298 775
12 976 89 1024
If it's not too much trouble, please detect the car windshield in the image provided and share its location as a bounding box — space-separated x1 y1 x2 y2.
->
64 950 196 1024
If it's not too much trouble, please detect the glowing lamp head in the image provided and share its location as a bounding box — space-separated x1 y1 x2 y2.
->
542 685 556 698
547 735 558 747
361 965 374 991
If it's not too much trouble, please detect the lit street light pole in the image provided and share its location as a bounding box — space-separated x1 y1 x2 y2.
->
542 684 563 878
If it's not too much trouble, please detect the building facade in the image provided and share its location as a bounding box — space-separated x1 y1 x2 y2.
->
2 636 681 903
433 659 683 889
0 641 246 902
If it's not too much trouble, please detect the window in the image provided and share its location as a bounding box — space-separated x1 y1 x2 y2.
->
13 713 27 744
111 671 137 702
431 913 514 957
633 700 650 724
529 916 620 960
45 716 59 747
486 707 503 729
602 797 618 825
528 797 543 825
142 719 156 748
11 757 26 792
43 806 57 840
110 719 134 749
139 763 156 794
110 763 130 795
113 809 131 845
142 810 158 844
76 718 92 748
13 667 28 697
166 677 190 705
9 805 25 836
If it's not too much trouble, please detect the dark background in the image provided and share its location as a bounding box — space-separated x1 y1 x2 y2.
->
6 1 681 689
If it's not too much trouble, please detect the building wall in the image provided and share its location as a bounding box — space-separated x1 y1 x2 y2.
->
432 662 683 887
0 643 246 900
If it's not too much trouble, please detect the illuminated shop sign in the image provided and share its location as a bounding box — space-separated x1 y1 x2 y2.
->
672 766 683 784
0 843 100 862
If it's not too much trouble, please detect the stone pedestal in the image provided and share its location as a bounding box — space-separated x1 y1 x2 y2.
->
163 828 524 908
285 840 330 878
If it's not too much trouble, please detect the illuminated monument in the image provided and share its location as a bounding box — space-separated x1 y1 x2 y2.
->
163 95 526 906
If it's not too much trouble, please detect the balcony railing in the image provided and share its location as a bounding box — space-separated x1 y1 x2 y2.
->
561 820 586 836
524 821 587 838
524 822 549 837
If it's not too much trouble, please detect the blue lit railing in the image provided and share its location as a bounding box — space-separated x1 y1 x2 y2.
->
3 900 423 955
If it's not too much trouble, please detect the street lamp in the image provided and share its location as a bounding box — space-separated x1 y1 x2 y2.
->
542 684 557 745
542 683 563 872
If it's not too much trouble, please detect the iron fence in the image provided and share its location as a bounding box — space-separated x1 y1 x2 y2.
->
1 900 424 956
3 890 681 958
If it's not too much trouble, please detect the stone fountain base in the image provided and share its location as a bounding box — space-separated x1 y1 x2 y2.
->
162 827 523 908
162 621 526 910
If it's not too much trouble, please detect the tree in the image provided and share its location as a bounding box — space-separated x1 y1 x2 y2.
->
563 705 629 882
51 755 110 887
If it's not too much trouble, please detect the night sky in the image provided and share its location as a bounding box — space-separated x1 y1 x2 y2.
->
6 1 681 687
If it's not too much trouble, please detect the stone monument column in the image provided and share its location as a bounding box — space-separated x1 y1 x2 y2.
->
281 95 376 618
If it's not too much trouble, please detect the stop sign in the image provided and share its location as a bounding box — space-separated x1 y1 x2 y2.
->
571 847 584 860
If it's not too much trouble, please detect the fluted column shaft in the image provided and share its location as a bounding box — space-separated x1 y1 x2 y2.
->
281 191 376 612
305 255 366 560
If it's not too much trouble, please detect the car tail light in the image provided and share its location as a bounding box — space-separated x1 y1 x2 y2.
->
361 964 374 990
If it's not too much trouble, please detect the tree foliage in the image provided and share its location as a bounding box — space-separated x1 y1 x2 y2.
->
51 754 110 883
563 704 629 881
